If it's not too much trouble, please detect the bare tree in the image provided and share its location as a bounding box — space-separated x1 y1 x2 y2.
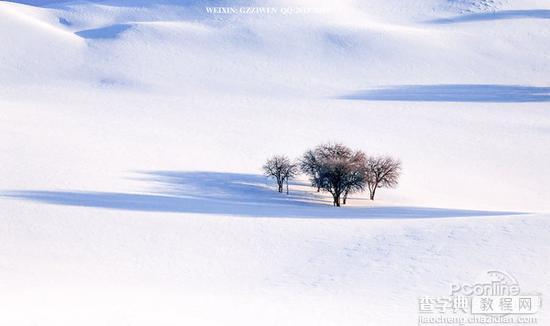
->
301 143 355 193
341 152 367 205
303 143 366 207
300 149 322 192
263 155 297 194
365 156 401 200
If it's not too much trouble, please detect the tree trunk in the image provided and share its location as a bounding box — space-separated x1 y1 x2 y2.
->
286 178 289 195
315 176 321 192
370 186 377 200
333 194 340 207
343 190 349 205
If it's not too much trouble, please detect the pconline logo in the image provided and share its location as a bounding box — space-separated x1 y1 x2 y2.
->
418 271 542 325
451 271 521 297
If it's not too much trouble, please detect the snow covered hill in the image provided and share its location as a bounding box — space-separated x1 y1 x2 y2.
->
1 0 549 325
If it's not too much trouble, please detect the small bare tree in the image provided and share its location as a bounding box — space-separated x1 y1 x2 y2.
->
365 156 401 200
263 155 297 194
283 161 298 195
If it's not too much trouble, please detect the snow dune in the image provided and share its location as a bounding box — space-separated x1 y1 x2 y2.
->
1 0 549 325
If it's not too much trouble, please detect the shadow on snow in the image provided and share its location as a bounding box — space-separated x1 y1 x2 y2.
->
75 24 132 39
428 10 550 24
339 84 550 103
3 171 520 219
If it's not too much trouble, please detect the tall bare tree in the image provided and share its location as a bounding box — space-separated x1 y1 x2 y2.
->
302 143 366 207
301 143 354 193
365 156 401 200
263 155 297 194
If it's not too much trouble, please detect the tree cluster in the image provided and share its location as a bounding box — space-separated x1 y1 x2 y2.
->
263 143 401 207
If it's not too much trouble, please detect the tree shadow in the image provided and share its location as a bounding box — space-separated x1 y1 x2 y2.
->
140 171 323 205
339 84 550 103
3 171 521 219
428 10 550 24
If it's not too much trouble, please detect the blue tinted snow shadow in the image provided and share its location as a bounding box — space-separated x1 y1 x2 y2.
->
3 171 520 219
340 84 550 103
75 24 132 39
428 10 550 24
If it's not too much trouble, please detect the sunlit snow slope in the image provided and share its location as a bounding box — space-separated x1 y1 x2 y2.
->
1 0 549 325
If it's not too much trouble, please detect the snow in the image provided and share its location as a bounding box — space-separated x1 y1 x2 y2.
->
1 0 549 325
